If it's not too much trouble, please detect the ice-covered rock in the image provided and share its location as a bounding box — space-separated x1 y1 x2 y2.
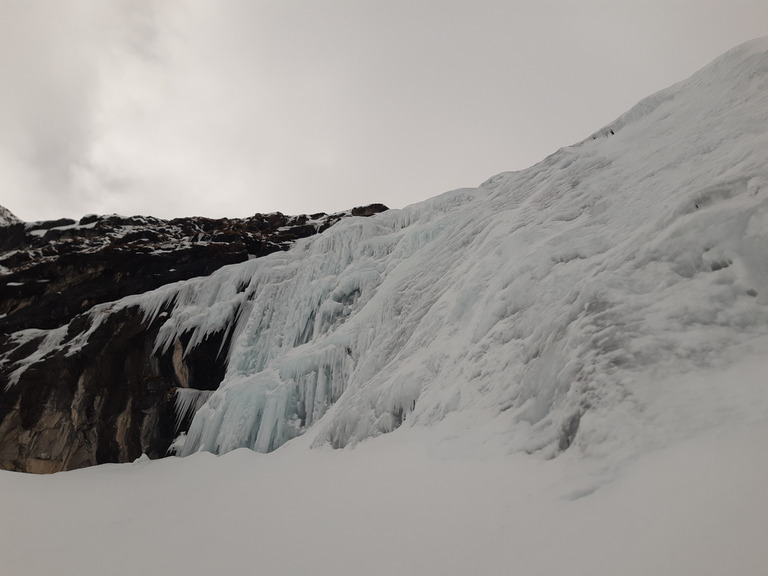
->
160 38 768 463
0 207 387 333
3 39 768 473
0 206 387 472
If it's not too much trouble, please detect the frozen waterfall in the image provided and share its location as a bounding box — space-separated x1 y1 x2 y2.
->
119 38 768 463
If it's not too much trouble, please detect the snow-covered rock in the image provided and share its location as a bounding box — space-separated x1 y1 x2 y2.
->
0 205 21 226
0 207 388 333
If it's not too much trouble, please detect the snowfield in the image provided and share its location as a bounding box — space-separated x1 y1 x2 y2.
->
1 383 767 576
2 38 768 575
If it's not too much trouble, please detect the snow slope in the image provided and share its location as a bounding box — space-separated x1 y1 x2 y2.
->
98 37 768 473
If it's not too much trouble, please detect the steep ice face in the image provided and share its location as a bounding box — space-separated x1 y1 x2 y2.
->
141 38 768 463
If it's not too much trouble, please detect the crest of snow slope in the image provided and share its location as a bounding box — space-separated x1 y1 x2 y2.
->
124 38 768 466
0 205 21 226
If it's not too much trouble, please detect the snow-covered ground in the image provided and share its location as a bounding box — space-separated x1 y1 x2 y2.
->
2 360 767 576
2 38 768 575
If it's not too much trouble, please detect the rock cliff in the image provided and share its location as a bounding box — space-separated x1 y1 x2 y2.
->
0 205 387 472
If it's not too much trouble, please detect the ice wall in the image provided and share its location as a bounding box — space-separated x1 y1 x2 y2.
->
139 39 768 461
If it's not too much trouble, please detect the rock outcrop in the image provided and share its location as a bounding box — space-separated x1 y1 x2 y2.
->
0 205 20 227
0 208 387 333
0 205 387 473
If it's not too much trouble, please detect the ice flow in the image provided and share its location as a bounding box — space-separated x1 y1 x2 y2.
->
131 38 768 463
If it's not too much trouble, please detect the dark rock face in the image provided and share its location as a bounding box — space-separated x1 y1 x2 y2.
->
1 305 175 472
0 205 387 473
0 210 387 333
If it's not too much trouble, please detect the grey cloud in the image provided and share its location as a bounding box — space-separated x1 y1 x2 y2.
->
0 0 162 220
2 1 767 221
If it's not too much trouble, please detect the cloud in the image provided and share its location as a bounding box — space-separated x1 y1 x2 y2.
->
0 1 160 219
2 1 767 221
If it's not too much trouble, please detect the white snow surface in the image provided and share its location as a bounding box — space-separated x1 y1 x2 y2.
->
2 38 768 576
108 37 768 471
1 374 767 575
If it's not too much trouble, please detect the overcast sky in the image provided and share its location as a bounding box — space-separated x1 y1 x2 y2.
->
1 1 766 221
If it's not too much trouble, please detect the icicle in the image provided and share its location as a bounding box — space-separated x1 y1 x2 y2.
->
173 388 215 433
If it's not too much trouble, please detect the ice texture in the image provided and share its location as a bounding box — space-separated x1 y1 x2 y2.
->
69 39 768 463
173 389 215 433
